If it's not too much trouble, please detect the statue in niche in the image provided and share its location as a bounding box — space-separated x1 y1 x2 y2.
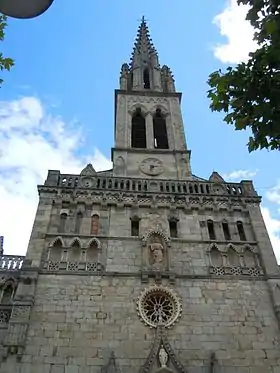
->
159 345 168 367
149 240 165 269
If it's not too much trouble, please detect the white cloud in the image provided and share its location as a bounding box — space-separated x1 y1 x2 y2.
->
0 96 112 256
222 169 258 181
266 180 280 206
261 207 280 262
213 0 258 63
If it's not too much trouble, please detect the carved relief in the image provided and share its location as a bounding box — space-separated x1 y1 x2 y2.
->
142 229 170 271
139 325 187 373
149 241 164 269
159 345 168 367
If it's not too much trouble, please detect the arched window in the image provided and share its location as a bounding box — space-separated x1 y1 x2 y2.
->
153 109 169 149
69 240 81 262
131 218 140 237
222 221 231 241
91 214 100 235
59 213 67 233
50 239 63 261
131 108 146 148
227 246 239 266
1 284 14 304
210 246 222 267
207 220 216 240
143 68 150 89
169 219 178 238
75 212 83 234
87 241 99 262
237 221 247 241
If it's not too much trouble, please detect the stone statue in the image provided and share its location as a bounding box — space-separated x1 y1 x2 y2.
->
149 242 164 266
159 345 168 367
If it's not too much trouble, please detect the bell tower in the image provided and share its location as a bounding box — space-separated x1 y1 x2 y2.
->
112 17 192 180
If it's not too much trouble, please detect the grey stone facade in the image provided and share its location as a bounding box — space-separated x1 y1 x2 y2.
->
1 17 280 373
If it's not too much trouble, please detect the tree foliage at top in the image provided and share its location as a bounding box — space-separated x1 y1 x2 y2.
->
208 0 280 152
0 14 14 87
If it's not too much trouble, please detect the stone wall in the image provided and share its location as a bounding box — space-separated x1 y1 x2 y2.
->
1 276 280 373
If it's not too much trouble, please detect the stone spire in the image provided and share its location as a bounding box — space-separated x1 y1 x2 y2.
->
130 16 159 69
119 17 175 92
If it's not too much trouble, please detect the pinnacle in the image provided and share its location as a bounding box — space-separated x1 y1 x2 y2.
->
130 16 158 61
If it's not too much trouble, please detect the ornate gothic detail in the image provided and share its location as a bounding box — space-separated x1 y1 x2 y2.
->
87 237 101 250
49 236 65 248
136 286 182 328
142 229 170 247
80 163 96 176
159 345 169 367
11 305 30 320
139 325 187 373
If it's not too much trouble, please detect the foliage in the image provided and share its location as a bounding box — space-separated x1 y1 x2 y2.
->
0 14 14 87
207 0 280 152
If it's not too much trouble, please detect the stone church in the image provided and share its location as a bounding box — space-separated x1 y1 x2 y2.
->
1 17 280 373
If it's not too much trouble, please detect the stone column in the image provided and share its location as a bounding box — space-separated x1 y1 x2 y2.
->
146 113 154 149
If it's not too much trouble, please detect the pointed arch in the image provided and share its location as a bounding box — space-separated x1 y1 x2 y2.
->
69 237 82 248
243 244 256 267
208 243 223 267
139 326 187 373
87 237 101 250
68 238 81 263
226 244 239 266
49 237 64 262
86 238 100 262
153 108 169 149
1 279 16 304
142 229 170 247
49 236 65 248
131 108 147 149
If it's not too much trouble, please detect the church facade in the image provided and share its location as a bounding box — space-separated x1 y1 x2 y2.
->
1 18 280 373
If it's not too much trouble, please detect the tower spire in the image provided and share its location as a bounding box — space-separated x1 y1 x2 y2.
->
119 17 176 93
130 16 159 69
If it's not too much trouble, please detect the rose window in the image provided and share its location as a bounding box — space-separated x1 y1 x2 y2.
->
137 286 182 328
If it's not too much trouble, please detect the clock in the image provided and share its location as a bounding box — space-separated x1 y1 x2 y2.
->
139 158 163 176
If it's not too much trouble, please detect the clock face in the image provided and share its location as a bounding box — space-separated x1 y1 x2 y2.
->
139 158 163 176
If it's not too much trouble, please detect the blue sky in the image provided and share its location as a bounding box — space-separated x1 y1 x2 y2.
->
0 0 279 258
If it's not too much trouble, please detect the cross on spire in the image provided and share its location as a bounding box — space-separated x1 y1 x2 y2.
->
130 16 157 65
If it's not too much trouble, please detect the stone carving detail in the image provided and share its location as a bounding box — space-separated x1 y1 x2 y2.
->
207 243 264 277
11 305 30 320
159 345 168 367
150 242 164 269
80 163 96 176
136 286 182 328
142 229 170 272
139 325 187 373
